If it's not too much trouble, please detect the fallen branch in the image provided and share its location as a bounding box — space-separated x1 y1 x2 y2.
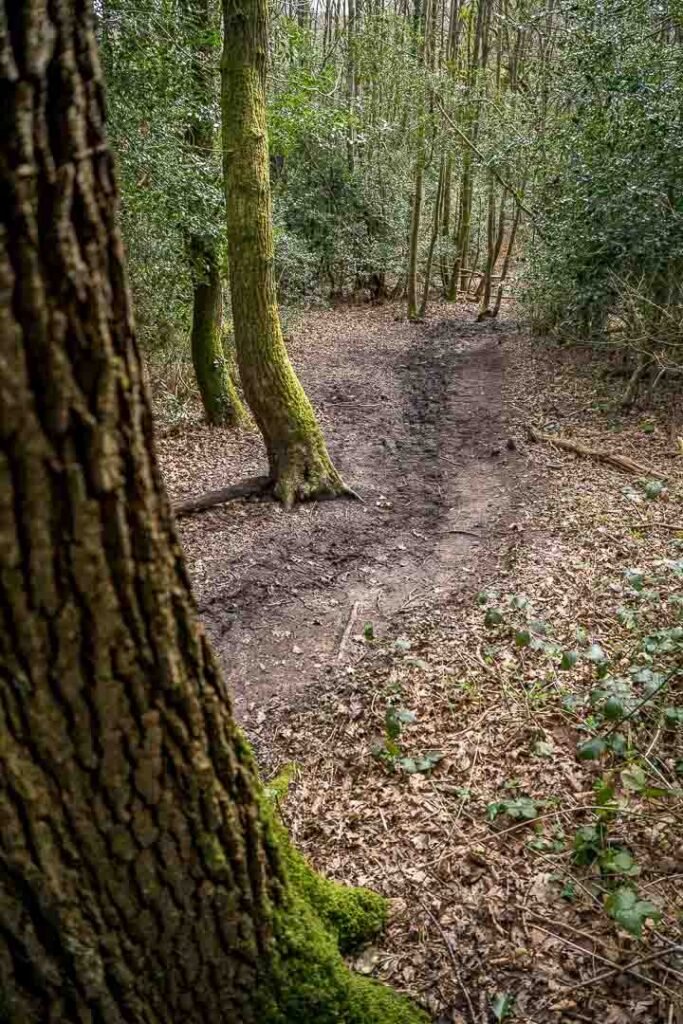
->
173 475 272 517
635 521 683 532
337 601 360 662
528 426 668 481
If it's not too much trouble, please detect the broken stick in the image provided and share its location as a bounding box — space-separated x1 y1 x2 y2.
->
337 601 360 662
527 426 668 481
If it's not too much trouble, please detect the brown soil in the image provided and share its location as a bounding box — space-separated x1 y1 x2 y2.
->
158 302 526 714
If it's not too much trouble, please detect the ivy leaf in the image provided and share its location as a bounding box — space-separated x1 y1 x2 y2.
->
398 750 445 774
644 479 664 500
603 695 625 721
621 765 647 792
578 736 607 760
396 709 417 724
587 643 608 664
515 629 531 648
605 886 661 937
617 606 638 629
491 993 514 1021
600 848 639 877
484 608 504 627
534 740 554 758
624 568 645 592
560 649 579 670
385 706 414 740
607 733 627 756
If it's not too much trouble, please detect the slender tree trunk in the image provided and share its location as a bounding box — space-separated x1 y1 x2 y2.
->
477 172 496 315
491 200 522 317
475 185 505 299
439 152 453 291
446 149 473 300
346 0 357 172
185 0 245 425
190 242 246 424
221 0 347 507
0 5 426 1022
406 156 424 319
419 155 445 317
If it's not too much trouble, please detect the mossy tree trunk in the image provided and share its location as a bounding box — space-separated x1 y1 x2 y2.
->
0 5 427 1022
185 0 246 426
221 0 346 507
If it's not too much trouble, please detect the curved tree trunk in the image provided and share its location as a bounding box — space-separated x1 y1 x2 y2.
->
0 5 425 1023
185 0 246 426
221 0 346 508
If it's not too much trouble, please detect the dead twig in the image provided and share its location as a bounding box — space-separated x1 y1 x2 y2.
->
561 944 683 996
528 425 669 481
529 917 681 1003
337 601 360 662
635 521 683 532
417 897 478 1023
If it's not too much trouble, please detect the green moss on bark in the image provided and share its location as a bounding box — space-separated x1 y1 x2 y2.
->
221 0 346 507
266 898 430 1024
257 770 429 1023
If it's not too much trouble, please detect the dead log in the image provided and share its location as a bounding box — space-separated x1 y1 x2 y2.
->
527 426 668 481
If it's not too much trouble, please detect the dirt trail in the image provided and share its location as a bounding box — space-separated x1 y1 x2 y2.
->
158 303 522 713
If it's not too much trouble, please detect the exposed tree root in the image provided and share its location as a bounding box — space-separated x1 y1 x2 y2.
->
173 475 272 517
173 475 362 518
528 426 669 480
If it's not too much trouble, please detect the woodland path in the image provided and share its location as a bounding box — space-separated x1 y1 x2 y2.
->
158 302 523 714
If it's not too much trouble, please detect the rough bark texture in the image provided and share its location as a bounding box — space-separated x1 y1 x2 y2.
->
185 0 245 426
221 0 345 507
0 5 425 1023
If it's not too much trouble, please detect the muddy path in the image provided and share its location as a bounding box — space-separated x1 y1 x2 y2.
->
157 302 523 714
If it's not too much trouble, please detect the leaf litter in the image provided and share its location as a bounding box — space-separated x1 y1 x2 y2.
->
158 303 683 1022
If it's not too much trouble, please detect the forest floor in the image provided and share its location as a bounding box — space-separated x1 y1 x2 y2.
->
157 302 683 1024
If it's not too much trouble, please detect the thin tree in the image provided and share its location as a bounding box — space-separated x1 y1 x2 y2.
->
185 0 246 425
222 0 347 507
0 3 428 1020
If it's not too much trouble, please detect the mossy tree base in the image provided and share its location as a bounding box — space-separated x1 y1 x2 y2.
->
269 439 346 509
260 777 430 1024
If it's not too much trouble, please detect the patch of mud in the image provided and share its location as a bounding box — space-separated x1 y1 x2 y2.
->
157 303 523 713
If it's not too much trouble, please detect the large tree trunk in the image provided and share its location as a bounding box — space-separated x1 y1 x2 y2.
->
221 0 346 508
0 5 425 1023
185 0 245 426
